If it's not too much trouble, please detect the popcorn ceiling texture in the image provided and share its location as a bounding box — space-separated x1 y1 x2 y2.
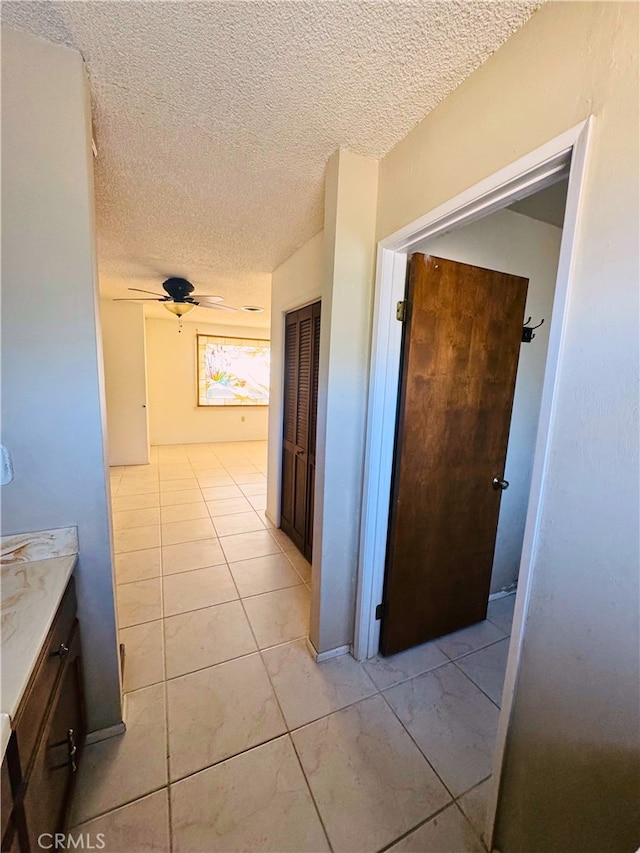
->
2 1 539 326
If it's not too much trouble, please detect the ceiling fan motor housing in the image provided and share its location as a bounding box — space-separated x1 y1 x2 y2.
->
163 277 195 302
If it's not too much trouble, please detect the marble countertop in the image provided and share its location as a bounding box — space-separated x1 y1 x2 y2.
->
1 526 78 760
1 554 77 720
0 714 10 763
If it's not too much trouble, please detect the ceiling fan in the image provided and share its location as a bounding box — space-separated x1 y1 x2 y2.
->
114 277 238 322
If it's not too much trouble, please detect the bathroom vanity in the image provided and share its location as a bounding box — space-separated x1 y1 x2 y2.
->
1 529 84 852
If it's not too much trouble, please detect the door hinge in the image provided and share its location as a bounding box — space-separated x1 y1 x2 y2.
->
396 300 407 322
375 603 384 620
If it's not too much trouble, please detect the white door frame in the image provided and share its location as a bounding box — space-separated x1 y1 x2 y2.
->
353 117 593 844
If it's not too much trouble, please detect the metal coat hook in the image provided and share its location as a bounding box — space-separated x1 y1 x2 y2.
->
522 317 545 343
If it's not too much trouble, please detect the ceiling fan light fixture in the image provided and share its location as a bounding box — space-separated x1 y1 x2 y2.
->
164 301 196 317
240 306 264 313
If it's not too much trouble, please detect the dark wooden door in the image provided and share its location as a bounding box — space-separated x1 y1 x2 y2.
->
281 302 321 561
380 255 528 656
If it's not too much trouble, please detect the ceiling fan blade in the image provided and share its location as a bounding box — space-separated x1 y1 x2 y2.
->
128 287 165 295
113 298 162 302
195 301 238 312
194 295 224 303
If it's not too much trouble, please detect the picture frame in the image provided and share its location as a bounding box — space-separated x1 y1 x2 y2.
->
196 334 270 407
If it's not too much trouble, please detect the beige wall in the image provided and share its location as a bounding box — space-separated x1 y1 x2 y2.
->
267 149 379 655
101 301 150 466
145 317 270 445
1 27 122 732
417 208 563 595
375 3 638 850
267 231 324 524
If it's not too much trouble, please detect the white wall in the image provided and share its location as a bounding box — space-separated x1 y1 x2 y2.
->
374 3 639 850
146 317 270 445
267 231 325 524
311 149 379 653
101 301 150 466
418 208 563 593
1 27 122 732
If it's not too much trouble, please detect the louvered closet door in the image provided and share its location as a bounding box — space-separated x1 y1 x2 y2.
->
281 302 321 560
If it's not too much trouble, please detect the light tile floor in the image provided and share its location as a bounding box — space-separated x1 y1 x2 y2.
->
70 440 516 852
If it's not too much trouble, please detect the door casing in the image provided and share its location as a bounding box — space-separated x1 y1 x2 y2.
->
354 118 593 849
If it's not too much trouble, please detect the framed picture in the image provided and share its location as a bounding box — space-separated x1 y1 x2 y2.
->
196 334 270 406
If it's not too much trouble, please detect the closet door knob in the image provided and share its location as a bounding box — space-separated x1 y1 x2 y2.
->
492 477 509 491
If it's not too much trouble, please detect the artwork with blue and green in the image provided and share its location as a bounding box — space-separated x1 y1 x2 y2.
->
197 336 270 406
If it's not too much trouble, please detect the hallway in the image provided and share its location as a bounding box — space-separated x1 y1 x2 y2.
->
70 441 515 852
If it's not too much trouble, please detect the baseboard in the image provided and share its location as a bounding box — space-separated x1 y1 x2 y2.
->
306 637 351 662
85 721 126 746
264 508 277 527
488 586 517 602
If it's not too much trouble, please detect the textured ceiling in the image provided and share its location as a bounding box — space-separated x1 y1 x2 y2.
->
2 0 539 327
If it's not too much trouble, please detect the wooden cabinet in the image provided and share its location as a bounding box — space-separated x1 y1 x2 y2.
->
1 577 85 852
1 733 25 853
281 301 321 561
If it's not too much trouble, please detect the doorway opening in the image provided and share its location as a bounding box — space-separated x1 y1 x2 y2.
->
355 119 592 847
380 177 568 655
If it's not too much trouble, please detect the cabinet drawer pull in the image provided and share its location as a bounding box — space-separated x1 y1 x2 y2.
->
52 643 69 660
68 728 77 773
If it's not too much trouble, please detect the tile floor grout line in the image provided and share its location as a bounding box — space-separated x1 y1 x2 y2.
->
106 444 499 851
456 773 492 799
116 466 173 851
159 540 175 853
163 607 260 682
288 732 335 853
378 674 499 850
375 798 460 853
115 563 222 585
165 460 189 853
378 685 459 803
227 542 333 851
368 655 455 692
118 613 168 631
282 680 384 734
120 473 177 853
163 594 240 620
444 632 510 662
228 566 294 736
69 785 170 830
450 656 504 711
281 548 313 585
123 625 314 686
117 558 305 591
452 799 490 853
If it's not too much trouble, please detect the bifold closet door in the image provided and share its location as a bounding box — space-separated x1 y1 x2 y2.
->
281 302 321 561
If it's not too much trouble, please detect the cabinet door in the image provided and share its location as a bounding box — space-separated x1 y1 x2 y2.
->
1 816 22 853
1 732 25 853
23 625 85 847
